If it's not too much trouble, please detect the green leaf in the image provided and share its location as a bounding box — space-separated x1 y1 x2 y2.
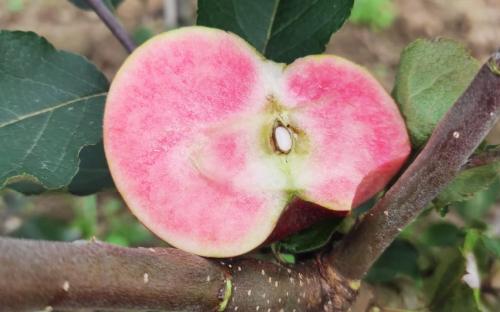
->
276 218 343 254
462 230 498 289
68 0 123 11
0 31 109 193
132 26 155 46
433 283 481 312
423 246 482 311
424 249 465 307
435 162 500 208
102 199 155 247
197 0 354 63
71 195 98 239
481 235 500 257
105 233 129 246
365 239 420 283
455 178 499 222
7 179 47 195
393 38 480 147
271 242 296 264
7 0 24 12
420 222 463 247
68 141 114 195
12 215 77 241
349 0 395 30
463 229 482 254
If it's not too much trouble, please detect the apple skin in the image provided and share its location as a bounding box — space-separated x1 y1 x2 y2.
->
103 26 411 257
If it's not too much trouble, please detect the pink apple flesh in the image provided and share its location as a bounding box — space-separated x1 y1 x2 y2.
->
104 26 411 257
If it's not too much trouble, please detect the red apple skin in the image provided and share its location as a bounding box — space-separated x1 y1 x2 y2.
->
265 199 345 244
103 26 411 257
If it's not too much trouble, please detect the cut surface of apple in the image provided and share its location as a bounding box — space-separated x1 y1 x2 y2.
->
104 26 411 257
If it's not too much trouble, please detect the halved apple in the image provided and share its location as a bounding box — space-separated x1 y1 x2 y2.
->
104 26 410 257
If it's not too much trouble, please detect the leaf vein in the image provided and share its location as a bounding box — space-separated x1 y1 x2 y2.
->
0 92 107 129
262 0 281 54
19 110 53 168
268 0 321 41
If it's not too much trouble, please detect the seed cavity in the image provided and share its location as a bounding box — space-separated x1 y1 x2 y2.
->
273 125 293 154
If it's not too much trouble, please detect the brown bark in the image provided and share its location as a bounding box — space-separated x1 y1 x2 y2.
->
0 238 344 312
224 258 325 311
0 237 225 311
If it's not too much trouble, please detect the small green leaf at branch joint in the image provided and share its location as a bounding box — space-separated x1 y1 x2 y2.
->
434 161 500 211
393 38 480 148
218 279 232 312
275 218 344 254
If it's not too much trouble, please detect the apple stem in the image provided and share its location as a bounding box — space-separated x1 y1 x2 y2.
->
217 278 232 311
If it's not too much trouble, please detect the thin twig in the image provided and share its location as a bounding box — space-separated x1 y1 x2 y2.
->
464 147 500 169
327 49 500 282
163 0 179 29
84 0 136 53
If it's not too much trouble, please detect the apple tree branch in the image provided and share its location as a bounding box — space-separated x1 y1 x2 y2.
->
0 237 332 311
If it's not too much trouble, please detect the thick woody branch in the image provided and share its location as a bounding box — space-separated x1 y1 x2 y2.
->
222 258 328 311
0 237 341 311
84 0 136 53
0 237 225 311
327 50 500 281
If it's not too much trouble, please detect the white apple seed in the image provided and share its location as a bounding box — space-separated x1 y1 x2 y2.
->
274 126 293 153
